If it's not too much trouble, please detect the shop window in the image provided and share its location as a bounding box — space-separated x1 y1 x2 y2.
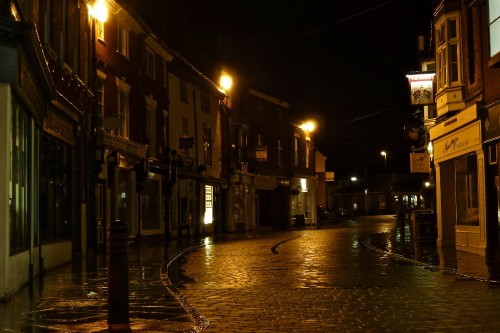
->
10 102 34 253
141 180 161 232
489 144 497 165
204 185 213 224
455 154 479 226
40 135 72 242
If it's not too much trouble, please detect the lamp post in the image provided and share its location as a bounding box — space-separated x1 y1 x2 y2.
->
381 151 387 174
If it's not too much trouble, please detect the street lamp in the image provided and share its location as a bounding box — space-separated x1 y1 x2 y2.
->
89 0 108 23
299 120 316 133
380 151 387 174
220 73 233 92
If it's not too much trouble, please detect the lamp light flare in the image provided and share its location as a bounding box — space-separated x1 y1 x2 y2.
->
220 74 233 92
90 0 108 22
300 120 316 133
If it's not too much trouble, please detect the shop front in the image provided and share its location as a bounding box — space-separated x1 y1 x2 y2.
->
431 104 486 255
229 170 255 232
290 176 317 226
483 101 500 251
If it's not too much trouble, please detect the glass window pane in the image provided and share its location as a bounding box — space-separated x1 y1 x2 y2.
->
448 18 457 39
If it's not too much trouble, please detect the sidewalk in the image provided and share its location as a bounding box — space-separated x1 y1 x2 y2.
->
0 237 206 333
362 215 500 284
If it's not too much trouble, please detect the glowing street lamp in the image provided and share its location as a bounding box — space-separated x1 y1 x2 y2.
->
89 0 108 23
299 120 316 133
219 73 233 92
381 151 387 174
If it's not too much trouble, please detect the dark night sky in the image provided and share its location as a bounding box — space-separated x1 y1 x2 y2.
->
127 0 433 180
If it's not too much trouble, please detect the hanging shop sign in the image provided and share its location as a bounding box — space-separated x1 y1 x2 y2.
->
410 152 430 173
406 72 435 105
247 146 267 161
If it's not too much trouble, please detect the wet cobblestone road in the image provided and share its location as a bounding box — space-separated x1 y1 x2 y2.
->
176 216 500 332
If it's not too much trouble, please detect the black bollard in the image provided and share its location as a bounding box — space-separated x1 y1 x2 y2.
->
108 220 129 324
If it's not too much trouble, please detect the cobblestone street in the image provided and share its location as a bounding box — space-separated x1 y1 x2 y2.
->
176 216 500 332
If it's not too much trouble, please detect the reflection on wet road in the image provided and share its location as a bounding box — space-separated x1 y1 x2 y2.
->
177 216 500 332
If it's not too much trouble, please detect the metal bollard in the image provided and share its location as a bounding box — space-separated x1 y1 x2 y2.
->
108 220 129 324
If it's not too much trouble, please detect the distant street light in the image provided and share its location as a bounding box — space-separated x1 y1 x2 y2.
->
381 151 387 174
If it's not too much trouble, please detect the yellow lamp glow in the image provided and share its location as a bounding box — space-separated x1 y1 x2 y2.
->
220 74 233 92
300 120 316 133
90 0 108 22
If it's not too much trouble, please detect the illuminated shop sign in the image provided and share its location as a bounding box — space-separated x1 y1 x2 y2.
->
406 72 435 105
410 153 430 173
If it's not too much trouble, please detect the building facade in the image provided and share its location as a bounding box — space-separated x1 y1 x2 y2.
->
167 53 225 238
430 0 500 255
1 0 321 299
1 0 92 299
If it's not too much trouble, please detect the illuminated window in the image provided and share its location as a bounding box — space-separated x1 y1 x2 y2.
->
117 25 129 57
204 185 213 224
435 13 461 91
96 19 104 41
489 0 500 64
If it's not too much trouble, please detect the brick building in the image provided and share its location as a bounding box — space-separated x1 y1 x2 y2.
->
429 0 500 255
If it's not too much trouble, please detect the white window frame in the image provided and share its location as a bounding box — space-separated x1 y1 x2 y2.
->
117 25 129 57
116 78 130 138
146 47 155 78
96 70 106 127
435 13 461 92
